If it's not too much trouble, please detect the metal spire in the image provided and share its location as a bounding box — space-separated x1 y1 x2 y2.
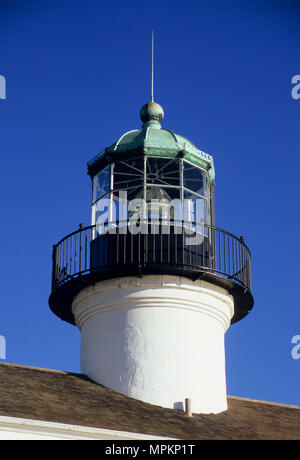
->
151 30 154 102
139 31 164 129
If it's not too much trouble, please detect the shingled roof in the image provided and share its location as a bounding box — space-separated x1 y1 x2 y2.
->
0 362 299 440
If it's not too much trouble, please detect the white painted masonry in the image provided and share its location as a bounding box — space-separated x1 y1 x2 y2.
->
72 275 234 414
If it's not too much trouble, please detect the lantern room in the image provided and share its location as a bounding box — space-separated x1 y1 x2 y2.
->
88 102 215 230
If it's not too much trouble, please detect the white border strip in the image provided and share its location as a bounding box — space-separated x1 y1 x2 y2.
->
0 415 173 440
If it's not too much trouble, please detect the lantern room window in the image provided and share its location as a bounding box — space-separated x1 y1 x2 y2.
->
113 158 144 191
184 190 207 222
146 157 180 187
92 165 110 203
183 162 207 197
91 156 212 228
146 187 180 221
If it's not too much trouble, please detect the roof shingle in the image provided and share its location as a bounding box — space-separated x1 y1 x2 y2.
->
0 362 299 440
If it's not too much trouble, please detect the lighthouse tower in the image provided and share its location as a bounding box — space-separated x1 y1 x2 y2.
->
49 101 254 414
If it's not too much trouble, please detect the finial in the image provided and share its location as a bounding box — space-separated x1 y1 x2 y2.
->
140 101 164 129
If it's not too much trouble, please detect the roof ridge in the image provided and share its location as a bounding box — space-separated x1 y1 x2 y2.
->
228 395 300 410
0 361 70 375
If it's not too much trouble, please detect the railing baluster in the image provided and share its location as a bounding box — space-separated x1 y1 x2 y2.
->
130 226 133 264
246 251 250 289
227 234 231 276
218 229 221 274
235 238 238 281
231 236 234 276
59 243 62 283
182 221 185 266
69 236 72 276
145 222 148 264
138 225 141 265
62 240 65 281
243 245 247 287
223 232 226 274
242 244 245 285
248 254 251 290
74 235 77 274
189 222 192 267
238 239 242 282
174 223 177 266
79 227 82 273
66 238 69 277
85 230 88 271
160 222 163 263
116 225 119 265
123 225 126 264
153 224 156 263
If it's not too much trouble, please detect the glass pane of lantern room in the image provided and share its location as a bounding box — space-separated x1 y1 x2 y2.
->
146 186 181 223
92 193 110 235
183 162 206 197
113 187 144 223
146 157 180 187
93 165 110 203
184 190 208 230
113 158 144 191
183 192 208 246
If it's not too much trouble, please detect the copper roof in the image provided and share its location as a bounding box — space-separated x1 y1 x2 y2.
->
0 362 299 440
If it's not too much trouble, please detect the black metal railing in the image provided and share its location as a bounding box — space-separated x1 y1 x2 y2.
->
51 220 251 294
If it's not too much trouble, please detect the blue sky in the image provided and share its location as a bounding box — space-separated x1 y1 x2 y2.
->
0 0 299 406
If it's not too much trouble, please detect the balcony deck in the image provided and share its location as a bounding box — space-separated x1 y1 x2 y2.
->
49 220 254 325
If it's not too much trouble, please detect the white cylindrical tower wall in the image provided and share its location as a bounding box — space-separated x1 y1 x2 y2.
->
72 275 234 414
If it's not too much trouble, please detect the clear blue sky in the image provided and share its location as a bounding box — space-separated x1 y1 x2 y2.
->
0 0 299 406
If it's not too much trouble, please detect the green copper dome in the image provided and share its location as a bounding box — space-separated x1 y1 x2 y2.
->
88 101 215 183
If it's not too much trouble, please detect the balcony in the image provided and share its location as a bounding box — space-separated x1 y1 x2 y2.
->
49 220 254 325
